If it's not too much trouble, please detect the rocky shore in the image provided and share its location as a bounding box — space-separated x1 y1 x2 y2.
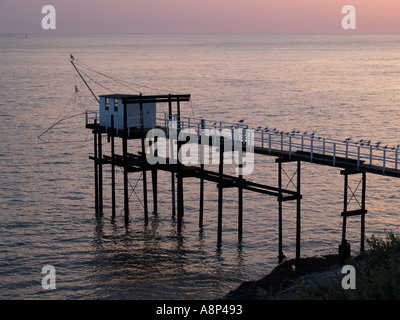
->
223 254 344 300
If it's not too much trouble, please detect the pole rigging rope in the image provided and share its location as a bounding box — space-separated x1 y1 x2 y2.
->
70 54 99 103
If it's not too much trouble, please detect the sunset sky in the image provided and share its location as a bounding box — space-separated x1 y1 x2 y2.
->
0 0 399 33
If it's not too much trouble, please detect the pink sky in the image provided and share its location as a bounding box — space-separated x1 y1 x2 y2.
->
0 0 399 33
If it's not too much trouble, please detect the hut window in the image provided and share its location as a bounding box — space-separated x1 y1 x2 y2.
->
105 98 109 111
114 99 118 112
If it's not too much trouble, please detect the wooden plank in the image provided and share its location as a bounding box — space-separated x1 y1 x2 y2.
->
341 209 368 217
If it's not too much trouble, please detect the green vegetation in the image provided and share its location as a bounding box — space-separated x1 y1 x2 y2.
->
288 232 400 300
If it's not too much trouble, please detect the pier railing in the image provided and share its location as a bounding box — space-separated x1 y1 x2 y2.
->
156 113 399 174
85 110 400 174
85 111 98 125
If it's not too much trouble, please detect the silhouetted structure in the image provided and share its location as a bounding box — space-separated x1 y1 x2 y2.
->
86 92 400 264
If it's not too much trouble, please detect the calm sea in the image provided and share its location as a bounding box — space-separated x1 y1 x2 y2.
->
1 33 400 299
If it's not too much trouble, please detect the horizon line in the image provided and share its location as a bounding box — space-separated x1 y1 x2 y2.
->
2 32 400 35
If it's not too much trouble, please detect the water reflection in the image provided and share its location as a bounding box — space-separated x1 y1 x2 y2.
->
89 211 249 299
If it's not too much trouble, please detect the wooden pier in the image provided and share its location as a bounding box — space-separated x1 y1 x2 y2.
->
86 93 400 263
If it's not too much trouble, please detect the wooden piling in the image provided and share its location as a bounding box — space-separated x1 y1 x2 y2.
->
278 160 284 263
98 123 103 215
238 145 243 242
339 171 349 262
111 115 116 219
152 170 158 214
296 160 301 260
171 173 176 218
361 172 366 252
177 173 184 232
176 97 184 232
143 171 149 223
168 95 176 218
217 137 224 245
199 119 205 228
139 93 149 224
152 136 158 214
342 172 348 245
93 119 99 214
123 100 129 224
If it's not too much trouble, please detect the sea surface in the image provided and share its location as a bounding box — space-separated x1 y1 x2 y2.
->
1 33 400 299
